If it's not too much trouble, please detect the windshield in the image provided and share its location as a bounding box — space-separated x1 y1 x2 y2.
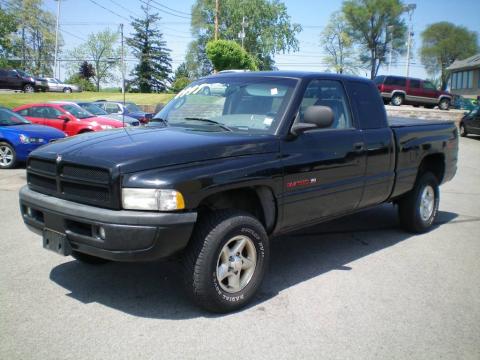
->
0 108 30 126
61 104 94 119
151 76 298 134
126 103 142 112
79 103 108 115
16 69 32 78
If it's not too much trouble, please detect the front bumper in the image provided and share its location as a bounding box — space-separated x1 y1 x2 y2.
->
19 186 197 261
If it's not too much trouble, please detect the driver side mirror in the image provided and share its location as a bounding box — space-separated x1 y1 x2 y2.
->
291 105 334 135
57 114 70 122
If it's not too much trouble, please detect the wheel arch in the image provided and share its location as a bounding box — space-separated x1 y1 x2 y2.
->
417 153 445 184
196 185 277 234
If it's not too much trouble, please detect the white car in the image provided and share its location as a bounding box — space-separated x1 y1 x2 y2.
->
45 78 81 93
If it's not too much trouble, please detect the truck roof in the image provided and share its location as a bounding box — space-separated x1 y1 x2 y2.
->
202 71 373 83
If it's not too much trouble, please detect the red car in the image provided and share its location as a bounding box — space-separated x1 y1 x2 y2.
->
13 103 124 136
374 75 452 110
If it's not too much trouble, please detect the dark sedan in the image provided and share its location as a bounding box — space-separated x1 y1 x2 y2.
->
459 106 480 137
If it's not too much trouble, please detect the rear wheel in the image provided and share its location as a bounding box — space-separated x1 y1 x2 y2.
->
0 142 16 169
398 172 439 233
183 210 269 313
439 98 450 110
459 123 468 137
63 87 72 93
71 251 109 265
391 93 404 106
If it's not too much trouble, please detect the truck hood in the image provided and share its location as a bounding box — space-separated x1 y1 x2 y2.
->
30 127 279 173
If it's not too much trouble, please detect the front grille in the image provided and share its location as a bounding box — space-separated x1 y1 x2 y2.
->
27 157 118 209
61 164 109 183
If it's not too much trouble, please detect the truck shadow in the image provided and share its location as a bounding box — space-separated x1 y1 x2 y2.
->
49 204 460 319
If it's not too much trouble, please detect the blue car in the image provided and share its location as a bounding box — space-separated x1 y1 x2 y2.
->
0 107 66 169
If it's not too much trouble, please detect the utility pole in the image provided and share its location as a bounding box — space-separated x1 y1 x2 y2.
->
120 23 125 96
53 0 62 79
214 0 219 40
238 16 248 48
387 25 394 74
404 3 416 78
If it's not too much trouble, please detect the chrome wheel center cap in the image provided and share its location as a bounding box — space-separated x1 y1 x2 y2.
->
230 256 243 273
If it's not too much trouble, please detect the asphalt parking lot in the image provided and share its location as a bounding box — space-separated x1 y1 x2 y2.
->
1 136 479 360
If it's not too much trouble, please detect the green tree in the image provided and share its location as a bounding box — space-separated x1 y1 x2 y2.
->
65 73 96 92
79 61 95 80
68 29 120 91
127 2 172 93
206 40 258 72
342 0 407 79
6 0 60 75
171 62 191 93
420 22 478 90
320 11 356 74
188 0 301 73
0 5 17 67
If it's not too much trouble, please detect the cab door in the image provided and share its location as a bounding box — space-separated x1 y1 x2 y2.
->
280 79 367 230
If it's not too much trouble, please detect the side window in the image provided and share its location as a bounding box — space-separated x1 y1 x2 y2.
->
409 79 421 88
43 107 63 119
28 107 45 118
105 103 119 114
17 109 29 116
345 81 387 129
299 79 353 129
423 81 436 90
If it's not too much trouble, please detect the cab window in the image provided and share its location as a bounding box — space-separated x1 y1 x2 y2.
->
299 79 353 129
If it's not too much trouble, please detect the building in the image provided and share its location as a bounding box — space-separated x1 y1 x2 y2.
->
447 53 480 98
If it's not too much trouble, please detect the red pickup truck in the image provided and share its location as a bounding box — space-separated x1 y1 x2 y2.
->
14 103 124 136
374 75 452 110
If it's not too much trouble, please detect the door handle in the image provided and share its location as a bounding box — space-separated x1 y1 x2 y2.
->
353 142 365 153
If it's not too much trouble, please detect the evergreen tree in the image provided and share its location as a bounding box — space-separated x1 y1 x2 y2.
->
127 2 172 93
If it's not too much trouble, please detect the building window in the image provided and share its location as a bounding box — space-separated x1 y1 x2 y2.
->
451 73 457 89
458 72 463 89
468 70 473 88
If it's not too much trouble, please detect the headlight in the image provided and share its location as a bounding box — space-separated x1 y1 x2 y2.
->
100 125 114 130
19 134 30 144
122 188 185 211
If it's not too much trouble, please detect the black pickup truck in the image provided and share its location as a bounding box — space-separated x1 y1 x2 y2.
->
19 72 458 312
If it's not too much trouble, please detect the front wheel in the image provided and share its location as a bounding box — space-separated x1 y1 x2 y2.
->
23 84 34 93
398 172 439 233
439 98 450 110
0 142 17 169
63 87 72 93
183 210 269 313
459 123 468 137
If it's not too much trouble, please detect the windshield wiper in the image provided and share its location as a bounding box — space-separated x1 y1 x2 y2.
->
150 117 168 126
183 117 232 132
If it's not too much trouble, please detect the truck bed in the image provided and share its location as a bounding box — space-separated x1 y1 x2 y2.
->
388 116 453 127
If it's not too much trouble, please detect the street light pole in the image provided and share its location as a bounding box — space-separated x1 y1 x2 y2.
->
404 3 416 78
53 0 62 78
238 16 248 48
120 23 125 96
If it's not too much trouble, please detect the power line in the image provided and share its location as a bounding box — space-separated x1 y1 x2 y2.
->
149 0 191 16
139 0 190 19
107 0 140 18
87 0 131 22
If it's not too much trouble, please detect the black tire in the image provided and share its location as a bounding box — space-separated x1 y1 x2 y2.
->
183 210 269 313
391 93 404 106
398 172 439 233
63 87 72 93
23 84 34 93
71 251 110 265
439 98 450 110
459 122 467 137
0 142 17 169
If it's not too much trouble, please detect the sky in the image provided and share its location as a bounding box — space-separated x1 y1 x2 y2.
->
42 0 480 83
